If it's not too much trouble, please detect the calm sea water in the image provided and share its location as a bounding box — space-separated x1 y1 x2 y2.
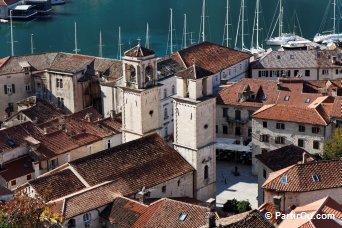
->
0 0 336 58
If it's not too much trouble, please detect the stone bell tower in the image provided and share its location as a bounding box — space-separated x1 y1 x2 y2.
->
121 44 161 143
172 65 216 201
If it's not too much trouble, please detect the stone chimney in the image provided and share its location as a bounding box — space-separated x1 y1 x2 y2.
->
33 161 40 178
273 195 282 212
43 127 48 134
137 187 150 204
206 198 216 212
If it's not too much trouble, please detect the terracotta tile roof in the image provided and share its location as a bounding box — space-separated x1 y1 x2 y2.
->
251 49 342 69
253 104 330 125
69 133 194 187
0 121 38 154
133 198 214 228
217 209 274 228
259 203 284 225
61 183 120 219
279 196 342 228
124 45 155 58
0 155 34 182
29 168 86 201
262 160 342 192
49 53 94 73
255 145 315 171
101 196 147 227
175 42 252 74
177 65 213 79
217 79 279 107
0 0 19 6
6 97 64 125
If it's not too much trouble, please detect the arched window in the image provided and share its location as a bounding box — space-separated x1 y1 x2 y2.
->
83 212 91 224
164 108 168 120
172 85 175 94
164 88 167 98
204 165 209 179
145 65 153 86
130 65 136 82
67 219 76 228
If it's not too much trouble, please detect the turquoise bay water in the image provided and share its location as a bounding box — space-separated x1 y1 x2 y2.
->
0 0 335 58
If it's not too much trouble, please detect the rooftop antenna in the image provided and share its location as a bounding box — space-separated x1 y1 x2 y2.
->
117 26 123 60
181 14 188 49
30 34 35 54
166 8 175 54
222 0 231 47
145 22 150 49
73 21 80 54
98 30 103 57
10 10 14 56
199 0 206 42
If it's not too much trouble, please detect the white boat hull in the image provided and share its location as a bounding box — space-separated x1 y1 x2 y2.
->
314 33 342 43
266 35 296 46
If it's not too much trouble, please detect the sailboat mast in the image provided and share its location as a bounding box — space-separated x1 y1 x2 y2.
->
74 21 80 54
183 14 187 49
201 0 206 42
256 0 260 48
10 10 14 56
170 8 173 53
333 0 336 34
99 30 103 57
31 34 34 54
224 0 229 47
145 23 150 49
241 0 245 48
279 0 283 37
118 26 122 60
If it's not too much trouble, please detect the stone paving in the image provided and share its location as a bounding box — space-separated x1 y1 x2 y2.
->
216 160 258 209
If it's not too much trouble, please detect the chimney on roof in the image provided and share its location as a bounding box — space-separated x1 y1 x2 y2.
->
302 152 309 164
85 113 92 122
273 195 282 213
277 78 281 90
137 187 150 204
207 213 216 228
43 127 48 134
206 198 216 212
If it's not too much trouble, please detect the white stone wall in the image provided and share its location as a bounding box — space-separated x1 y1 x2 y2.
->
220 59 249 82
252 118 331 175
62 205 107 228
159 76 176 138
0 72 33 121
264 188 342 211
101 85 123 117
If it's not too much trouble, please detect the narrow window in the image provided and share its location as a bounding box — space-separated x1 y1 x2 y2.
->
235 110 241 121
298 139 304 148
263 121 268 128
263 169 267 179
299 125 305 132
223 108 228 117
223 125 228 134
313 141 320 149
107 140 111 149
204 165 209 179
162 186 166 193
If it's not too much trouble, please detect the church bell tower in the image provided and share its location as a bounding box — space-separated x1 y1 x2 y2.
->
172 65 216 201
121 44 161 143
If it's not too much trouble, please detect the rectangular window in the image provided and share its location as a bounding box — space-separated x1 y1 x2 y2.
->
312 127 320 134
223 125 228 134
275 136 285 144
298 139 304 148
305 70 310 77
4 84 15 95
10 180 16 186
260 134 270 142
313 141 320 149
162 186 166 193
294 70 299 76
263 169 267 179
57 97 64 108
25 84 30 92
216 125 218 133
107 140 111 149
56 78 63 88
223 108 228 117
276 123 285 130
322 69 329 75
235 127 241 136
27 174 32 180
299 125 305 132
263 121 268 128
8 103 14 112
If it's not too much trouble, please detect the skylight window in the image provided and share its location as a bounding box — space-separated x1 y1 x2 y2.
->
178 213 188 222
284 96 290 101
312 175 320 182
281 175 288 184
305 98 310 103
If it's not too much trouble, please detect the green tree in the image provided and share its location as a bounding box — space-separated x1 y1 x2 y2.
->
0 193 62 227
323 128 342 160
236 200 252 213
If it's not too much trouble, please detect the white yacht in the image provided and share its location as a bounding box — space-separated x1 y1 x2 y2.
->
250 0 265 54
314 0 341 43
